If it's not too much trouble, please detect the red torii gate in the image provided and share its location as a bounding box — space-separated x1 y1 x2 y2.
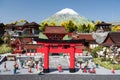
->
35 39 85 73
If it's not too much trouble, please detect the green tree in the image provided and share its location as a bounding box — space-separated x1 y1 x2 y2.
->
50 22 56 26
20 19 27 23
111 25 118 32
92 46 103 58
0 37 4 44
95 20 101 25
60 20 77 32
77 24 83 32
67 20 77 32
14 21 18 25
39 21 48 31
88 23 96 32
14 20 27 25
82 24 87 33
60 21 68 30
86 24 90 33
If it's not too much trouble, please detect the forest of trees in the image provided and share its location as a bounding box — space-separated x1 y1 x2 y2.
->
39 20 98 33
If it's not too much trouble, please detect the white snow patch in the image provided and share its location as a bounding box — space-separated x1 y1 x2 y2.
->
55 8 79 15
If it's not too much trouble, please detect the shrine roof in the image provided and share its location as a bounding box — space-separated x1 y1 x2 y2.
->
72 33 94 41
109 32 120 43
43 26 67 34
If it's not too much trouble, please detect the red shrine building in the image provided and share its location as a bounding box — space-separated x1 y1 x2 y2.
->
35 26 85 73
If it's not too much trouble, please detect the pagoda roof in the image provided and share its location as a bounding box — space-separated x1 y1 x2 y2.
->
43 26 67 34
96 22 111 26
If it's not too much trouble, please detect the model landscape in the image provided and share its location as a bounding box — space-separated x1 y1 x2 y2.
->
0 7 120 80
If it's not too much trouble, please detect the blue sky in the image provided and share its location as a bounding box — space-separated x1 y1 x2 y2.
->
0 0 120 24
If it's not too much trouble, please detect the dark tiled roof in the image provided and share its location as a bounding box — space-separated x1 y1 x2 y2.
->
43 26 67 34
109 32 120 45
102 32 120 46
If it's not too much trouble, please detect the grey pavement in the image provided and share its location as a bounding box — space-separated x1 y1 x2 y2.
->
1 55 120 80
49 56 69 68
0 57 120 75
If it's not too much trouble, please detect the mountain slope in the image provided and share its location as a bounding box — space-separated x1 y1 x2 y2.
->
41 8 92 26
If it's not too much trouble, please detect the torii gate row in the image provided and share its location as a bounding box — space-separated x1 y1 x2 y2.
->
35 38 86 73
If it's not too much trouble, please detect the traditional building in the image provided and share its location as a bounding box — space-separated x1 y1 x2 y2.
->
71 33 98 49
43 26 67 40
35 26 86 73
95 22 112 32
7 21 40 54
101 32 120 47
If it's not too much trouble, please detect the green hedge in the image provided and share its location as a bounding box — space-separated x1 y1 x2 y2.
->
94 58 120 70
0 44 12 54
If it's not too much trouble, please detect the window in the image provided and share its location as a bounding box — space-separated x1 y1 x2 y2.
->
18 32 22 36
31 49 36 53
34 29 39 34
27 49 30 53
23 30 27 34
27 49 36 53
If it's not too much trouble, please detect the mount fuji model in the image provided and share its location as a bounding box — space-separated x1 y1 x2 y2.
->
41 8 92 25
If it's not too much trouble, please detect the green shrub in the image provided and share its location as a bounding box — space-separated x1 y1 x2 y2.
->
94 58 120 70
0 44 12 54
0 37 4 44
92 46 103 58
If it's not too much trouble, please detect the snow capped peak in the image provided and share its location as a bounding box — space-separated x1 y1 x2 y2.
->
55 8 79 15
